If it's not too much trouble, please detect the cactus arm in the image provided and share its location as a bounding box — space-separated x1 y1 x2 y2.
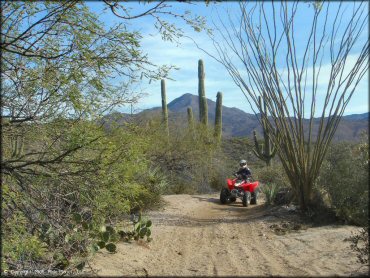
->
252 149 266 162
270 145 277 158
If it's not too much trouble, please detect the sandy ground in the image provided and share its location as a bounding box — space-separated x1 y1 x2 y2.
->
85 194 367 277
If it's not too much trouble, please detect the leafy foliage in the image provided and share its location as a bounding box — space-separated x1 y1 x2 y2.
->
1 121 163 272
2 211 47 271
317 138 369 226
1 1 208 274
253 164 290 190
143 116 218 194
348 227 369 265
260 183 280 205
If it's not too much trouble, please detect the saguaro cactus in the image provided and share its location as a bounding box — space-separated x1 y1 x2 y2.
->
187 107 194 130
161 79 169 136
198 59 208 126
187 107 195 138
11 135 24 158
214 91 223 142
253 96 276 166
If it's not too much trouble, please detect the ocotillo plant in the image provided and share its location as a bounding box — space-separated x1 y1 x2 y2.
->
214 91 223 143
161 79 169 136
198 59 208 126
253 96 276 166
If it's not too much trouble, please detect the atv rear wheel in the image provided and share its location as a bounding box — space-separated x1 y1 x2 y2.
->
229 197 236 202
242 191 251 207
220 188 230 204
250 190 259 205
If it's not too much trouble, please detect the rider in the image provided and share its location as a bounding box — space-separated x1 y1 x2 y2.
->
236 159 252 180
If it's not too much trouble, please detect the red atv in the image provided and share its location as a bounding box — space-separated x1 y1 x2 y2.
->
220 175 259 207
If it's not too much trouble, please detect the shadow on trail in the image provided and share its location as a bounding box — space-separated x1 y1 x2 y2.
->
149 196 285 228
191 195 219 203
191 195 267 213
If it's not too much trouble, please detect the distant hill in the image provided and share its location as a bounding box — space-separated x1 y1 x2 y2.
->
104 93 368 142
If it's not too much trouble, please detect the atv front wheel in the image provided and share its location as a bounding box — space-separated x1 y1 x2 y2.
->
250 190 259 205
220 188 230 204
242 191 251 207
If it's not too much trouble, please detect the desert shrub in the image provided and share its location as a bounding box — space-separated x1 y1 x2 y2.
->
2 121 161 273
317 138 368 226
145 118 222 194
252 163 293 205
144 119 264 194
221 137 259 165
260 182 280 205
132 167 168 209
2 211 48 272
209 169 226 191
167 181 197 194
349 227 369 265
273 187 295 205
253 163 290 189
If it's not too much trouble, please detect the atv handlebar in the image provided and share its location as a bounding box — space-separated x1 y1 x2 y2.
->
233 173 253 181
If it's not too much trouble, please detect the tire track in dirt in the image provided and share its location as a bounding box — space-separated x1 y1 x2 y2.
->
85 194 365 277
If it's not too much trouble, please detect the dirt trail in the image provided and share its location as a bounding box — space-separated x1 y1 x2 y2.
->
86 194 366 277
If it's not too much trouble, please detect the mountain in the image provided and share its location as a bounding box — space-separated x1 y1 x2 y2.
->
105 94 368 142
166 93 368 141
166 93 262 137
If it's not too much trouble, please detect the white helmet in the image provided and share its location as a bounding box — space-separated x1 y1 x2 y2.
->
239 159 247 167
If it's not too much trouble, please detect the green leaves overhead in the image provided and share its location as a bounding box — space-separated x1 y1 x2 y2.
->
2 1 167 122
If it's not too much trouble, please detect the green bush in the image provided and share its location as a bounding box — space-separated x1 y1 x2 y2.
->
2 211 48 271
317 139 368 226
349 227 369 265
145 118 221 194
167 181 197 195
260 182 280 205
253 163 290 189
2 121 162 272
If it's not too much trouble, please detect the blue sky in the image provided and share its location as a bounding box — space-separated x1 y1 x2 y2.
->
87 1 368 116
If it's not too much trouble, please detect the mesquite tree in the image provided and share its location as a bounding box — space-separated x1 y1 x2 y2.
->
204 1 369 210
1 1 208 270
